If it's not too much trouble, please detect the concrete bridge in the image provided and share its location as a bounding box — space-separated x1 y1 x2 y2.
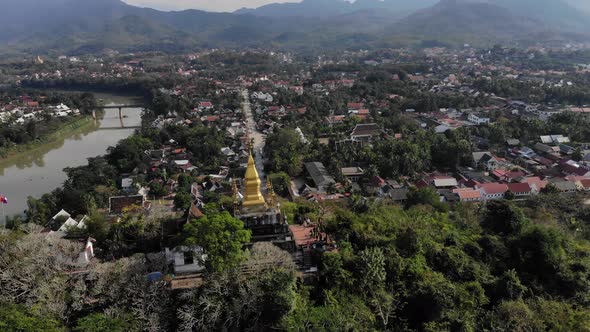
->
98 126 142 131
95 104 146 110
93 104 147 120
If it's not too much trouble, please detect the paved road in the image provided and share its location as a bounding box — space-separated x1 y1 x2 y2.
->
242 90 267 190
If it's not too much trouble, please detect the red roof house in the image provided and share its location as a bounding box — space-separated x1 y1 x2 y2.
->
477 183 509 201
506 183 533 198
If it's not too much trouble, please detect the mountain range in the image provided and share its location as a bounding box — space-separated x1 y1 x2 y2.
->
234 0 439 18
1 0 589 56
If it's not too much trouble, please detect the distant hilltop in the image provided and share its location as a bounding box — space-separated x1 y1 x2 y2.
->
0 0 589 56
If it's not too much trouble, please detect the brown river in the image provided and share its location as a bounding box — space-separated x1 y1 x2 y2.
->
0 92 143 218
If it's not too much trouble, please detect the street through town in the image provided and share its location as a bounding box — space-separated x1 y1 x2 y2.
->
242 89 267 191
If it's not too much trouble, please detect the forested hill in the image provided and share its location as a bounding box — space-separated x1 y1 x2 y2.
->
1 0 589 56
234 0 438 18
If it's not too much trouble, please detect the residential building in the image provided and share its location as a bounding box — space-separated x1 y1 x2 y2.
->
341 167 364 183
506 183 533 198
577 179 590 191
473 152 499 171
305 162 336 192
468 112 490 125
350 123 383 144
552 181 578 193
165 246 206 274
433 177 459 189
477 183 509 200
381 187 409 202
452 188 482 202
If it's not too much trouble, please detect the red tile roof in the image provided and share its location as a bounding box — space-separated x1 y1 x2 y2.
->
452 188 481 200
371 176 386 187
560 162 590 176
506 183 532 193
289 224 330 247
478 183 509 195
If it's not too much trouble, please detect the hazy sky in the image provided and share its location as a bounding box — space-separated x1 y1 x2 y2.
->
124 0 590 13
124 0 301 12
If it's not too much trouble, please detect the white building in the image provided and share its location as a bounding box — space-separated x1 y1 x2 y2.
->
467 113 490 125
165 246 207 274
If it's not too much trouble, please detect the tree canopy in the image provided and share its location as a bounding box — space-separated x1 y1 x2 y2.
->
184 211 251 273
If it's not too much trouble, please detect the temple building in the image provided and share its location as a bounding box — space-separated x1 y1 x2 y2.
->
233 152 294 251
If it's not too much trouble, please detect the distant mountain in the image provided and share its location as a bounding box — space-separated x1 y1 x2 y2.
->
491 0 590 32
0 0 134 42
384 0 555 46
235 0 438 18
0 0 589 56
235 0 351 18
352 0 439 12
0 0 297 52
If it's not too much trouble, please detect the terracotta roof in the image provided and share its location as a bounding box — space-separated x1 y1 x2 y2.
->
492 169 508 179
452 188 481 200
189 203 204 219
289 224 329 247
506 171 526 179
506 183 532 193
478 183 509 195
371 176 386 187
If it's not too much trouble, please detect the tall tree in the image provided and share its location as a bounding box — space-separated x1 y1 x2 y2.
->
184 211 251 272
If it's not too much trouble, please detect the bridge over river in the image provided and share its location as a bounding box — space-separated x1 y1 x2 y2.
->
1 95 144 220
95 104 146 109
93 103 147 120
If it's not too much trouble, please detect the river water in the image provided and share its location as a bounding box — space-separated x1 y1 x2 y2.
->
0 93 143 217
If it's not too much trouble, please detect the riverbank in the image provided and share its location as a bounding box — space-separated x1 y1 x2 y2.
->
0 115 98 162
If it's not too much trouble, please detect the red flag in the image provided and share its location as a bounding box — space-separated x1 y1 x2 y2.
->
0 195 7 204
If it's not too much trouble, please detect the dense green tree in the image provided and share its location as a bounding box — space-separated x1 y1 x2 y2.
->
358 247 386 296
74 313 134 332
184 211 251 272
149 182 168 198
269 172 292 196
541 183 562 195
107 136 153 173
494 269 527 301
406 187 448 212
482 200 527 236
174 192 192 211
179 243 297 331
0 302 64 332
265 128 307 176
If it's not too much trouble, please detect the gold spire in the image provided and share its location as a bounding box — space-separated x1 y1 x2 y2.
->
242 152 266 207
232 179 239 215
267 178 276 207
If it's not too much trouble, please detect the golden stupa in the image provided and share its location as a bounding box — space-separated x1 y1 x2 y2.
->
232 149 291 247
242 152 267 208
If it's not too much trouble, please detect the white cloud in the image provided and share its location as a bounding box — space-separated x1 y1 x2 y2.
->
123 0 302 12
